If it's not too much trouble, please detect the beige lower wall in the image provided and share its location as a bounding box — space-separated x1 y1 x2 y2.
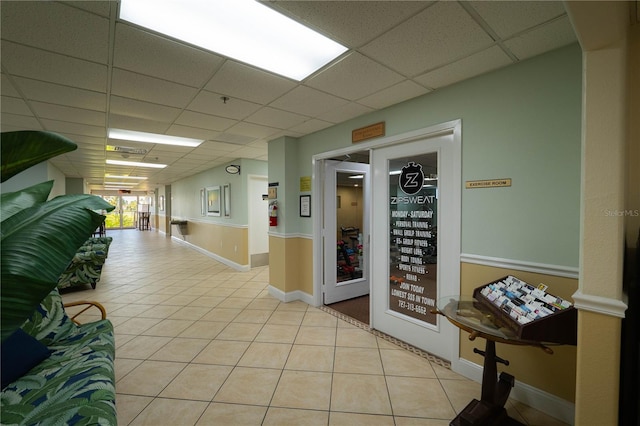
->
171 220 248 266
157 213 167 234
460 262 578 402
574 311 622 426
269 235 313 295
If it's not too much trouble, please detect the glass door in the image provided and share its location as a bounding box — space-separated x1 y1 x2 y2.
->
370 129 460 361
102 195 139 230
323 160 370 304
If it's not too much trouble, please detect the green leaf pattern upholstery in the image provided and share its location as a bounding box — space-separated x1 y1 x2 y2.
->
0 288 116 425
57 237 112 290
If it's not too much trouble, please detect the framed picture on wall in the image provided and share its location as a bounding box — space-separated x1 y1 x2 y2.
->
300 195 311 217
206 186 221 216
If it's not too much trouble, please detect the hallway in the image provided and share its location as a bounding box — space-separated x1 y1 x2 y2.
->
61 230 566 425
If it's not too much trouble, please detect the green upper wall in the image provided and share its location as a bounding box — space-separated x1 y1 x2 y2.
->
293 43 582 267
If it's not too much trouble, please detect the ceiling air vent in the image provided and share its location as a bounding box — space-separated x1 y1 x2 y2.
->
106 145 149 155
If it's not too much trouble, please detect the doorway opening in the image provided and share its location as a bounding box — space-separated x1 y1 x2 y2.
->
322 151 371 324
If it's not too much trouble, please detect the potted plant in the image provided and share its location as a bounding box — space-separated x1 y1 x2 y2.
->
0 131 115 342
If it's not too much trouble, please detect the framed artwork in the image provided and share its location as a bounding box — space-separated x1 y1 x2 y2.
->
300 195 311 217
206 186 221 216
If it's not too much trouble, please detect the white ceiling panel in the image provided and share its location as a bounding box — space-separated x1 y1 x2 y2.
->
204 61 297 104
113 23 224 87
0 0 580 190
306 52 405 100
360 2 494 76
415 46 513 89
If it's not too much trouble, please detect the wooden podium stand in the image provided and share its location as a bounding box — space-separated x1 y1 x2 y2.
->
435 278 576 426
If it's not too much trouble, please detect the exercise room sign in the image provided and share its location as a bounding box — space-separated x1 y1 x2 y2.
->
388 162 438 326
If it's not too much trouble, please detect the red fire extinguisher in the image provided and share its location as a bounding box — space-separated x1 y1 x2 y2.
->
269 202 278 227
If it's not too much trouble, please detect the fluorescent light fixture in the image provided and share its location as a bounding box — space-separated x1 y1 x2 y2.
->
105 175 147 180
104 182 139 186
349 175 364 179
108 129 203 147
119 0 348 81
107 159 167 169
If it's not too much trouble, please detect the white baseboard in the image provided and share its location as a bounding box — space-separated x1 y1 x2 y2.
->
268 285 314 305
170 236 250 272
453 358 575 425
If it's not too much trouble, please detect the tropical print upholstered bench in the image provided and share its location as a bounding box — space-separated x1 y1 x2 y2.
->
0 288 116 425
57 237 113 290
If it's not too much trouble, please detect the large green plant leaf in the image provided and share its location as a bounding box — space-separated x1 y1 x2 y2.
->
0 181 53 222
1 194 114 341
1 131 77 183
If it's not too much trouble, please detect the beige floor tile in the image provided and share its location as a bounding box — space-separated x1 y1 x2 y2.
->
271 370 332 410
231 288 263 298
386 376 456 419
380 348 436 378
192 339 250 365
115 333 135 349
129 398 208 426
234 309 274 324
160 294 199 306
377 336 402 350
179 287 211 296
213 367 281 405
168 306 212 320
134 304 182 319
196 402 267 426
187 296 225 308
263 407 329 426
302 311 338 327
511 400 570 425
133 294 173 305
331 373 392 415
267 310 305 325
276 300 309 311
115 394 153 426
439 378 481 414
205 287 236 297
238 342 292 369
115 358 143 381
217 297 253 309
117 360 186 396
216 322 263 341
432 362 466 380
114 317 163 335
393 417 451 426
148 337 209 362
329 412 395 426
109 304 153 317
295 326 337 346
159 363 233 401
336 327 379 348
201 307 241 322
117 335 172 359
285 345 334 372
334 347 384 375
246 298 280 310
255 324 300 343
178 320 227 339
141 319 195 337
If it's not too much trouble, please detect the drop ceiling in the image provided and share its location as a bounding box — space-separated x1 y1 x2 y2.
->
0 1 577 191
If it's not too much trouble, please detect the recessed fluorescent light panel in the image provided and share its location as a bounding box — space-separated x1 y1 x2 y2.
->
119 0 348 81
105 175 148 180
107 159 167 169
109 129 202 148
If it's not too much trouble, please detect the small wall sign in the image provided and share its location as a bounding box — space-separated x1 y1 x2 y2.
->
465 178 512 189
300 176 311 192
352 121 385 143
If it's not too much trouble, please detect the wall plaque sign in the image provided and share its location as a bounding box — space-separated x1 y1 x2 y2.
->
352 121 385 143
465 178 512 189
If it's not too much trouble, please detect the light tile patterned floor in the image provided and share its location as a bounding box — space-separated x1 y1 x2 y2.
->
62 230 568 426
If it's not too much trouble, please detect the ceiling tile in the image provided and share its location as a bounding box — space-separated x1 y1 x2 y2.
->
306 52 404 100
1 1 110 63
60 1 113 18
110 96 181 123
225 122 281 139
204 61 297 104
1 96 32 116
31 101 105 126
174 110 236 132
107 114 172 134
1 74 20 97
114 23 224 87
358 80 431 109
165 125 221 142
13 77 106 112
267 1 431 48
40 119 105 138
415 46 513 89
288 118 333 135
317 102 374 124
187 90 261 120
194 141 245 153
360 1 494 76
504 16 577 61
245 107 309 129
269 86 348 117
1 42 108 92
111 69 198 108
468 1 567 39
0 113 42 130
